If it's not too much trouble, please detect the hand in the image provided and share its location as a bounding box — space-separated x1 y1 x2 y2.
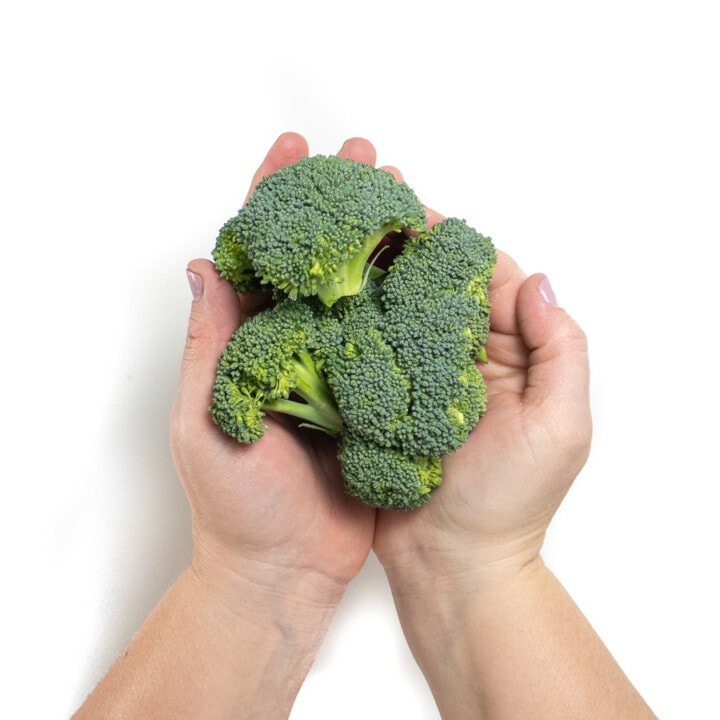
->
368 220 656 720
374 235 592 586
170 133 378 605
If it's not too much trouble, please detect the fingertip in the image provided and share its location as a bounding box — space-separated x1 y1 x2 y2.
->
272 130 309 154
245 132 309 202
517 274 555 346
518 273 587 354
336 137 377 165
379 164 403 182
424 205 446 228
186 257 217 277
536 274 559 307
184 258 242 334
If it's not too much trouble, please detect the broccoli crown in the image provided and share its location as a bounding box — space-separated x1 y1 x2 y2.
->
210 298 342 443
208 156 498 511
338 431 443 510
213 155 426 305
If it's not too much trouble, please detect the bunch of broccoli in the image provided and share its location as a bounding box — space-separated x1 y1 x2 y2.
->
209 154 497 510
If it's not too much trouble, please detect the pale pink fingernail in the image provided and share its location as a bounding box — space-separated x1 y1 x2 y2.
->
538 276 558 306
186 269 204 301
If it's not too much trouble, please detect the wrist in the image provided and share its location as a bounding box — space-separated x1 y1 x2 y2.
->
378 522 546 603
176 554 344 718
190 538 348 629
383 546 545 617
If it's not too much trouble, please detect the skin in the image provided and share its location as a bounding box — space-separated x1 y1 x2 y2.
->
73 132 656 719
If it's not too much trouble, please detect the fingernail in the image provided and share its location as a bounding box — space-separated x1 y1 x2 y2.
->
186 269 204 301
538 276 558 306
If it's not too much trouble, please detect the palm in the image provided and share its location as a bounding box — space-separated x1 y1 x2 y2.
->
174 407 375 586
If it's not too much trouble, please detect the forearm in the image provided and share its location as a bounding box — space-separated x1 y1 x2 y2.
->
386 557 656 720
73 562 343 719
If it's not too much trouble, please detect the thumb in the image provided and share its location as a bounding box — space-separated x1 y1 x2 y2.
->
175 259 243 423
517 274 592 448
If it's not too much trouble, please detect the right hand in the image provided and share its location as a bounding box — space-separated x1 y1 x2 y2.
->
374 247 592 588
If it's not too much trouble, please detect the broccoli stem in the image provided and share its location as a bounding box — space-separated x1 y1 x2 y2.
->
265 350 343 435
317 223 396 306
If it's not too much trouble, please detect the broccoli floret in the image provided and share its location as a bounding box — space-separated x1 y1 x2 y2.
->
210 297 342 443
338 431 443 510
383 290 487 457
211 219 264 295
379 218 496 456
383 217 497 361
212 155 426 306
314 279 411 449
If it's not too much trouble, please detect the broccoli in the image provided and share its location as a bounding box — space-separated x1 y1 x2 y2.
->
338 431 443 511
212 155 427 306
382 291 487 457
210 297 343 443
381 216 496 363
211 218 264 296
314 278 411 449
208 153 497 510
380 217 497 456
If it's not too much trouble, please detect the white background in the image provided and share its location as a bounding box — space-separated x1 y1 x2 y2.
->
1 1 718 717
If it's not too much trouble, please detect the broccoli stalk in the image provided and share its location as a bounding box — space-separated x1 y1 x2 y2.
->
210 298 342 443
262 348 343 434
315 221 399 306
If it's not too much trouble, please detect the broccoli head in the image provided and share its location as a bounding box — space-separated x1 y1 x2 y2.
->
212 155 426 306
208 154 497 510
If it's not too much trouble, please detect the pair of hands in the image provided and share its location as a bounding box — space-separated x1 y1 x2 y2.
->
169 132 591 608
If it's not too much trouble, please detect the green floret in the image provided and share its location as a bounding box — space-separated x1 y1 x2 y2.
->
210 298 342 443
384 291 487 457
383 217 497 361
314 279 411 448
338 431 443 510
211 219 264 295
213 155 426 305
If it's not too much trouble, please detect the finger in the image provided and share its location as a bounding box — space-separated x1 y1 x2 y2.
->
486 250 528 336
336 137 377 165
377 165 445 229
243 132 310 203
175 259 243 424
517 274 591 439
379 164 403 182
423 204 445 228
